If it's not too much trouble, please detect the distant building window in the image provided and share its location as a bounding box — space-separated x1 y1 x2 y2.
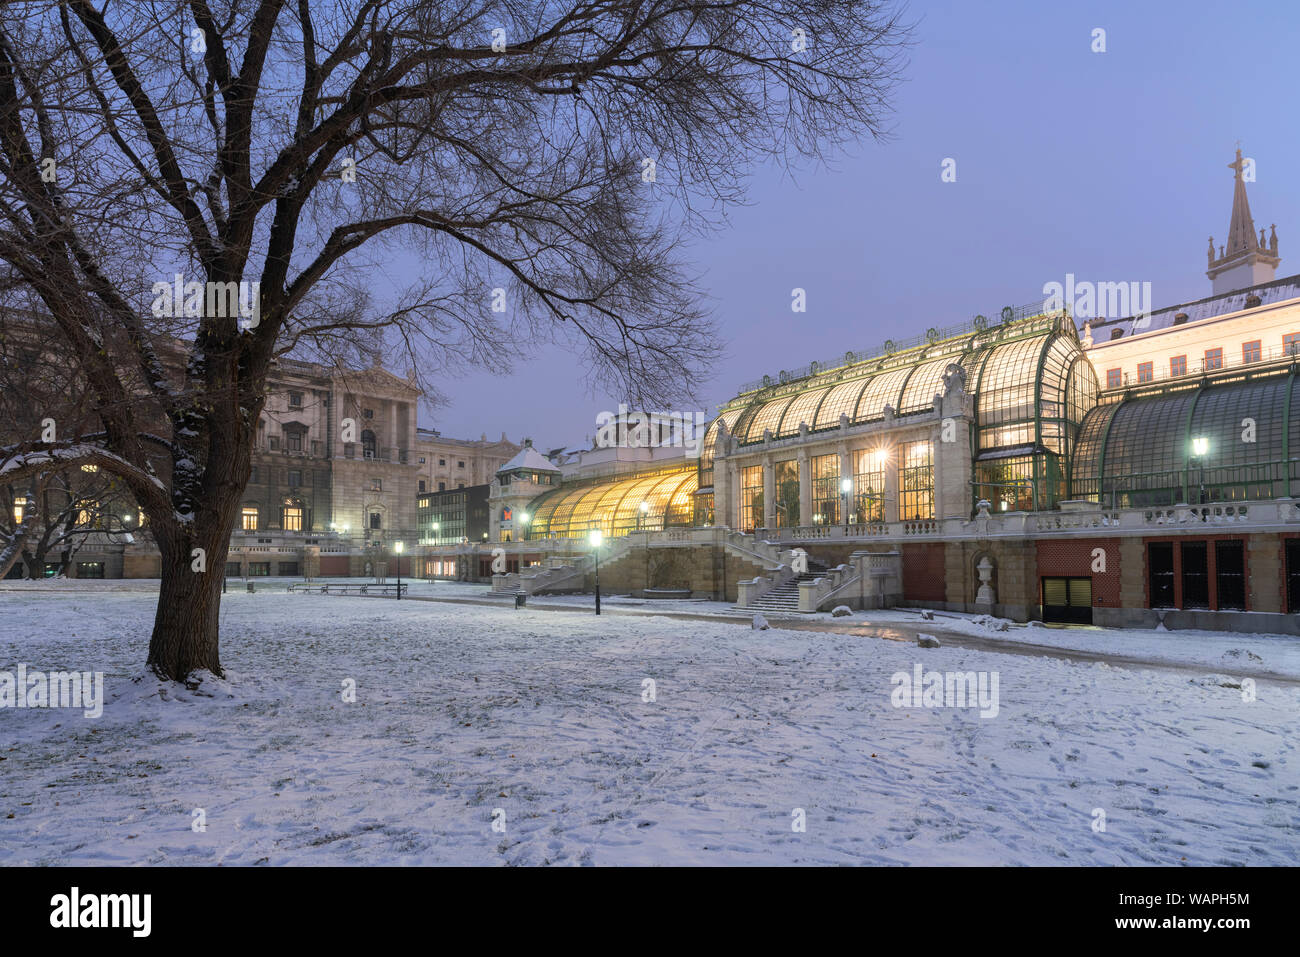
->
289 392 303 408
1106 368 1122 389
1204 347 1223 371
250 466 259 483
419 457 426 464
288 470 302 487
369 512 382 530
457 483 464 489
1284 333 1300 356
419 480 426 493
362 430 377 459
283 506 303 531
438 482 446 492
241 506 259 530
1137 362 1153 383
249 562 271 577
1243 340 1261 363
1170 355 1187 377
76 562 104 579
369 478 382 492
363 408 374 419
458 460 465 468
285 430 303 451
439 458 446 466
278 562 299 576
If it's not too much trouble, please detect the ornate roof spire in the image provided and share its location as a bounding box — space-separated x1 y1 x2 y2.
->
1207 146 1280 295
1225 147 1258 256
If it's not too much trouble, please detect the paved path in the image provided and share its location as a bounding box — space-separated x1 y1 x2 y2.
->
369 591 1300 687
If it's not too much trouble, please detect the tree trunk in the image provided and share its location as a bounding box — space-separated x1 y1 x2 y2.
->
146 518 234 682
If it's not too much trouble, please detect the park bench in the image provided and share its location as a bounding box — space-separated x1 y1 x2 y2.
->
285 582 407 597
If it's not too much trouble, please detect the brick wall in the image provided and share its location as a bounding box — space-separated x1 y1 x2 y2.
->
1035 537 1121 608
901 543 946 602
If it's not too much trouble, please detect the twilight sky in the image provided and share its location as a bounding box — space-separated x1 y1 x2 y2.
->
419 0 1300 449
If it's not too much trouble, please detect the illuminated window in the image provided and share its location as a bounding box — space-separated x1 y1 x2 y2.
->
774 460 799 528
80 464 99 473
1106 368 1122 389
810 454 840 525
853 448 887 522
241 506 259 530
900 440 934 521
1242 340 1261 363
12 496 27 525
741 466 764 532
1137 362 1153 383
1170 355 1187 377
282 506 303 531
1204 348 1223 371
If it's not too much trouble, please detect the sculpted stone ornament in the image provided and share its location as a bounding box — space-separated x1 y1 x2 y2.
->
975 556 996 606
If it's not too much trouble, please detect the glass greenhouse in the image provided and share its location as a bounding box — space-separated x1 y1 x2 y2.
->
700 310 1099 515
1071 368 1300 507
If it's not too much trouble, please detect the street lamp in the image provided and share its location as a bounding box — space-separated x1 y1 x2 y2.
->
639 501 651 594
1191 436 1210 504
518 512 529 542
840 477 853 529
394 541 404 599
590 528 604 615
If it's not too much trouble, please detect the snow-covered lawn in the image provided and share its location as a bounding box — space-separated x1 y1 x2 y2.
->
1 587 1296 865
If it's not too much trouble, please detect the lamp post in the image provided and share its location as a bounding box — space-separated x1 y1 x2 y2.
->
1191 436 1209 505
639 501 650 594
840 477 853 531
590 528 603 615
394 541 403 599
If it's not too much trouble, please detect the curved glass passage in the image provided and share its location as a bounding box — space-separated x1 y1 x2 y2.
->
1069 371 1300 506
525 465 699 539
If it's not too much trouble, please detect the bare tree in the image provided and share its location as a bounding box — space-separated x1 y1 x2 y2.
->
0 0 908 681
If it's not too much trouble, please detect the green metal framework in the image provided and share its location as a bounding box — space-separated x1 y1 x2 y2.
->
1071 362 1300 507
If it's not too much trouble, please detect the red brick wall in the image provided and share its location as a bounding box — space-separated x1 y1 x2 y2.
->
901 543 946 602
1035 538 1120 607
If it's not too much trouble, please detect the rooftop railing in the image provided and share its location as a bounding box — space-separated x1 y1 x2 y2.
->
736 299 1061 395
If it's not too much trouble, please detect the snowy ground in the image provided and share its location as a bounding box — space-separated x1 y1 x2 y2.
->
1 585 1296 865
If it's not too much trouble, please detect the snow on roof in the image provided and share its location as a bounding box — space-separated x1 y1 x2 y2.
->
496 444 560 473
1088 273 1300 341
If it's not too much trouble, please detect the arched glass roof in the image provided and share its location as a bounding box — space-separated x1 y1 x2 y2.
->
1070 371 1300 506
525 465 699 539
706 313 1096 461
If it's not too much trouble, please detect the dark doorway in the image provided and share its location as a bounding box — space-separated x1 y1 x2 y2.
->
1214 541 1245 610
1148 542 1175 607
1042 576 1092 624
1180 542 1209 609
1286 540 1300 613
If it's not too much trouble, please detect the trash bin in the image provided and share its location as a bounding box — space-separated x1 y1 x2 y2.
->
246 581 255 593
514 592 527 609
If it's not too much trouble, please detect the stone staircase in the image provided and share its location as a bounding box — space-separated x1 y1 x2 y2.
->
743 559 828 613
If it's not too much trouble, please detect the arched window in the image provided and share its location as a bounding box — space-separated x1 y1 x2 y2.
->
361 429 377 459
